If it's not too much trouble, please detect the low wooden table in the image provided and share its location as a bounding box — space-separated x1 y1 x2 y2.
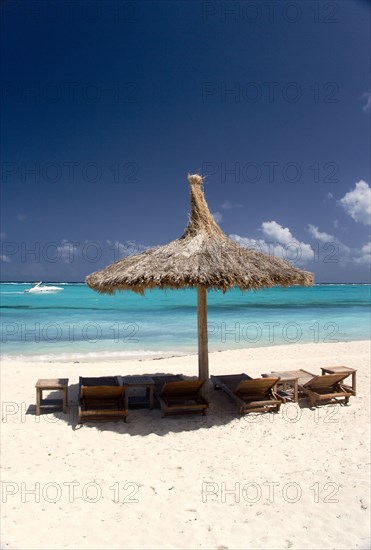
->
273 369 315 385
121 375 155 409
35 378 69 415
321 366 357 395
262 371 300 403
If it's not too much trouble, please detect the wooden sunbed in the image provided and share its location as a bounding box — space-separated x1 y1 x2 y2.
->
153 376 209 417
78 376 128 423
152 374 184 392
211 373 283 414
299 372 353 407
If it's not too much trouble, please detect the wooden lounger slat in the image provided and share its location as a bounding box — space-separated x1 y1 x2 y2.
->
299 372 353 407
154 377 209 417
307 390 353 399
211 374 283 415
236 378 280 395
79 407 128 422
302 373 348 389
159 400 208 411
152 374 184 392
81 386 125 399
79 376 119 386
159 380 205 396
78 377 128 424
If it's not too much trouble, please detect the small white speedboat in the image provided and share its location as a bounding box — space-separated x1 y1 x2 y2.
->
24 282 64 294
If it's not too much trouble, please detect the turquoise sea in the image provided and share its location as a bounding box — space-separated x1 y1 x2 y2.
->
0 283 370 361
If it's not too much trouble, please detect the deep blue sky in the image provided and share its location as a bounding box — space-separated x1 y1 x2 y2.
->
1 0 370 282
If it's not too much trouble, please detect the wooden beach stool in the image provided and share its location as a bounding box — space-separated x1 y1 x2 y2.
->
320 366 357 396
35 378 69 415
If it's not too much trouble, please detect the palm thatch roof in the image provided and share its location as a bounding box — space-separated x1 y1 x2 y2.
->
86 174 313 294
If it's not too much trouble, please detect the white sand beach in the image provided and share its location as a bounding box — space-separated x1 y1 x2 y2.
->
1 340 370 550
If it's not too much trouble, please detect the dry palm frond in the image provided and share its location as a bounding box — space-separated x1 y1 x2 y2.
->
86 174 313 294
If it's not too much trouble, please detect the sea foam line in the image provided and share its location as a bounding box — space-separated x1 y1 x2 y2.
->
1 349 187 363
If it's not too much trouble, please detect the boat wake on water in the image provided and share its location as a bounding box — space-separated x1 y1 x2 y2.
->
24 282 64 294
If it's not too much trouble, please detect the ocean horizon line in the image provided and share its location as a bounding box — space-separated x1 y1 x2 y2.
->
1 281 371 286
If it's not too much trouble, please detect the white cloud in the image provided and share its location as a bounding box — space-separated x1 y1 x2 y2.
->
0 254 11 263
332 219 348 233
306 224 351 265
307 224 335 242
106 239 150 257
261 221 313 261
221 201 243 210
230 220 313 264
231 211 371 277
231 220 371 272
340 180 371 225
212 211 223 223
56 240 79 263
360 91 371 113
354 242 371 265
230 234 280 257
261 221 292 244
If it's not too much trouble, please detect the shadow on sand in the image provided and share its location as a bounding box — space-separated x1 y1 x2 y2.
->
25 371 286 435
25 372 342 435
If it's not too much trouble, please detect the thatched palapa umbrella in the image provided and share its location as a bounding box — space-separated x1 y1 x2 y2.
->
86 174 313 382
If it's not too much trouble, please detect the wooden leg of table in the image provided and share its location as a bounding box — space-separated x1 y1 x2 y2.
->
63 388 68 413
149 386 154 410
294 382 298 403
352 372 356 396
36 389 41 416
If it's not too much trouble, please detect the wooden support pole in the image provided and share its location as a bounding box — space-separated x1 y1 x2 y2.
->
197 286 209 385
